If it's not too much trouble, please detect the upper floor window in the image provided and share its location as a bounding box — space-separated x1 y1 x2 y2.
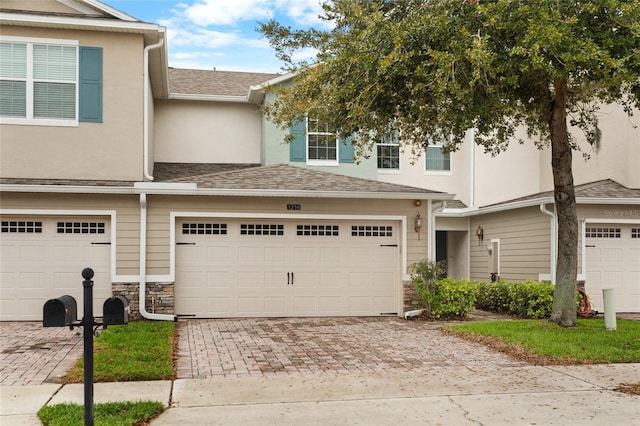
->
425 141 451 173
0 36 102 126
377 132 400 171
289 115 354 165
307 117 338 165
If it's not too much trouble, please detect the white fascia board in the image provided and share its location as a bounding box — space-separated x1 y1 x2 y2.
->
575 197 640 205
2 183 451 200
168 94 250 103
247 72 296 103
79 0 138 21
436 195 640 218
0 12 163 35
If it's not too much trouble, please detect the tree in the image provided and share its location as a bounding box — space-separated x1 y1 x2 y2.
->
259 0 640 327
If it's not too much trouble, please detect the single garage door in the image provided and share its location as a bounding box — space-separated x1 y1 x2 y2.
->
0 216 111 321
585 224 640 313
175 219 399 317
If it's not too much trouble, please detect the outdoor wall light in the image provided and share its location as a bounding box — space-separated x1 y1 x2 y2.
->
414 213 422 239
476 225 484 245
413 200 422 207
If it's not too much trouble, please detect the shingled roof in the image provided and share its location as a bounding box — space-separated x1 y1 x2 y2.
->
169 68 281 97
153 163 445 196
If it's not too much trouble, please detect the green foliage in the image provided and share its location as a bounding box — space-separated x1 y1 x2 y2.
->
411 261 476 318
475 281 555 319
67 321 175 383
447 319 640 364
38 401 164 426
260 0 640 327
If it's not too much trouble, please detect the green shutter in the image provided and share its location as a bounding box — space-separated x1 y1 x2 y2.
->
289 116 306 162
339 135 355 163
79 47 102 123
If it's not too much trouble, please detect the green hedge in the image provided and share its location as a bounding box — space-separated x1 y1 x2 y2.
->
474 281 554 319
413 276 477 319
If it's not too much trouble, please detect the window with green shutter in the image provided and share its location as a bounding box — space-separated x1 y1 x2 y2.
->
0 36 102 126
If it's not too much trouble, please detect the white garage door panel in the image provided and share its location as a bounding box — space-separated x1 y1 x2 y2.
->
585 224 639 313
175 220 399 317
0 217 111 321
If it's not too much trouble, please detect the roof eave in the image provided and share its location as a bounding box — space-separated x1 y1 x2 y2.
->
1 183 452 200
168 94 250 103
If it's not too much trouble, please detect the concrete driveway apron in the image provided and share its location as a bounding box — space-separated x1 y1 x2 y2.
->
175 317 525 379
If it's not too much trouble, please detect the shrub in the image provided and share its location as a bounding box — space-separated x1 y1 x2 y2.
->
411 261 476 319
475 281 554 319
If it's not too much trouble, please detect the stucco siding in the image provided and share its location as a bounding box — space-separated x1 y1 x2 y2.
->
154 100 262 164
0 27 145 181
470 206 551 282
0 193 141 277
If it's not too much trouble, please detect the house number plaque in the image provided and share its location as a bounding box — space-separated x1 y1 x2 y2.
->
286 204 301 211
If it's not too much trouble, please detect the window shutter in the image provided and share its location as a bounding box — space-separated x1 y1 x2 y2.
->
339 135 355 163
79 47 102 123
289 117 306 162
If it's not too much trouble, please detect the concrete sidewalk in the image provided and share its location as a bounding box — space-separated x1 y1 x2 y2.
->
2 363 638 425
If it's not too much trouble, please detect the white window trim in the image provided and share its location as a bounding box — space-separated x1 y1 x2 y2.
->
306 116 339 166
376 140 401 173
424 141 452 175
0 35 79 127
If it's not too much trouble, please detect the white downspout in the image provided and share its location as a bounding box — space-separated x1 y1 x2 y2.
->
143 38 164 181
540 203 557 284
139 193 176 321
469 128 475 208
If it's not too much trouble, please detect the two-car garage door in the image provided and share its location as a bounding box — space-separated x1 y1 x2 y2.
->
0 216 111 321
585 223 640 313
175 219 400 318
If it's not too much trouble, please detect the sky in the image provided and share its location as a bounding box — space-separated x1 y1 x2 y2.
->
103 0 330 73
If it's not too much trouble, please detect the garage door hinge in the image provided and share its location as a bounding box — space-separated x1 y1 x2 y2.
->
91 242 111 245
380 244 398 247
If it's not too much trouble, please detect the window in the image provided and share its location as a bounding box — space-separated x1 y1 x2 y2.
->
1 220 43 233
296 224 339 236
307 117 337 164
57 222 105 234
425 141 450 172
240 224 284 236
377 132 400 170
0 36 102 126
351 225 393 237
182 223 227 235
632 228 639 239
585 227 621 238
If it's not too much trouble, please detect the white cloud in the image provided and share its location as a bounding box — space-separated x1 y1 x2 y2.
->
275 0 329 28
182 0 272 26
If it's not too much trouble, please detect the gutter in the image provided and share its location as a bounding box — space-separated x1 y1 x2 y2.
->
143 37 165 181
539 203 557 284
139 193 176 321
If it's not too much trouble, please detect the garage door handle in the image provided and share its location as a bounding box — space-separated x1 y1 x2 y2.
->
91 242 111 245
287 272 290 285
291 272 294 285
177 242 196 245
586 245 596 248
380 244 397 247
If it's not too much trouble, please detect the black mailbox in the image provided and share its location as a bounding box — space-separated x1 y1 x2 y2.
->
103 295 129 326
43 295 77 327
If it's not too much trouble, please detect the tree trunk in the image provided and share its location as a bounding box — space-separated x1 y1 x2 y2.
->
549 79 578 327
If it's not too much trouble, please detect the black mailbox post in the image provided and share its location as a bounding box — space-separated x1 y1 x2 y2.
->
43 295 77 327
103 295 129 326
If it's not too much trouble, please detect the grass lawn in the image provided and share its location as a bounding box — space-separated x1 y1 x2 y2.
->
66 320 175 382
445 318 640 364
38 401 164 426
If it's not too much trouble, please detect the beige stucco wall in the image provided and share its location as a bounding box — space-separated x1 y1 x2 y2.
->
0 27 145 181
469 206 552 282
0 192 141 277
539 104 640 190
1 0 82 14
154 100 262 164
144 195 428 277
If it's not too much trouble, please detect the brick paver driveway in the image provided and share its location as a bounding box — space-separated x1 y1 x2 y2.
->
176 317 525 379
0 322 83 386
